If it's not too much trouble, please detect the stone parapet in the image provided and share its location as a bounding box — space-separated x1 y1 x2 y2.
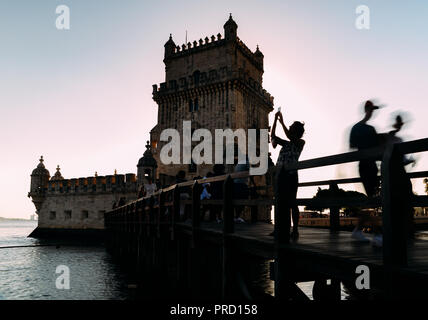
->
44 173 137 195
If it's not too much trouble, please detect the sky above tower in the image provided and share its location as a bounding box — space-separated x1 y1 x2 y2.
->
1 0 427 218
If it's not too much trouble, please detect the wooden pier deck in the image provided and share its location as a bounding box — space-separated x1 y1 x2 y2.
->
177 221 428 294
105 138 428 300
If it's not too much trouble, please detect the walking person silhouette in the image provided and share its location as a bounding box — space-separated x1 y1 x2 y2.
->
350 100 383 244
385 115 416 240
271 109 305 240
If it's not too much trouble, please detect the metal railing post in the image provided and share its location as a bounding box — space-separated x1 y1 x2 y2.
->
222 175 235 299
329 182 340 232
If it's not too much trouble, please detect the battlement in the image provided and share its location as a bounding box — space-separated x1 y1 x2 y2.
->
172 33 225 57
152 65 274 105
43 173 137 196
166 35 263 71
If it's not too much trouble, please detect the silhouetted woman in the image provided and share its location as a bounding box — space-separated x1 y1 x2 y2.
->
271 110 305 240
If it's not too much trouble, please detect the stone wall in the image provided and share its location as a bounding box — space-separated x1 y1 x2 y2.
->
38 191 137 230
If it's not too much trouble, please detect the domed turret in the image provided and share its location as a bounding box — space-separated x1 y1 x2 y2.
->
137 141 158 187
30 156 50 193
31 156 50 177
254 45 264 68
254 45 264 58
164 34 176 59
224 14 238 41
51 165 64 181
29 156 50 213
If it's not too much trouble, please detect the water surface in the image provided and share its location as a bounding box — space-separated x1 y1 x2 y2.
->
0 220 129 300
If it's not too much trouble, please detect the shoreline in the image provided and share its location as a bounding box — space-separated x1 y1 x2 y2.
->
0 217 36 221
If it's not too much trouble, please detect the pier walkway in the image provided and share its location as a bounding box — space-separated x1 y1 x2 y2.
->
105 138 428 300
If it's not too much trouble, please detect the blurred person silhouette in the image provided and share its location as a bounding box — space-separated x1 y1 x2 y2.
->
137 185 145 198
350 100 383 244
175 170 190 220
386 115 416 239
233 157 255 223
118 197 126 207
210 164 226 223
200 175 212 221
271 109 305 240
386 115 416 166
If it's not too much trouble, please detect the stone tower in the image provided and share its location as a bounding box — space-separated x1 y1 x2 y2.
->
150 15 274 182
28 156 50 213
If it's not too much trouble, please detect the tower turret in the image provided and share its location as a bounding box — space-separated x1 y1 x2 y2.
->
137 141 158 188
254 45 264 70
164 34 176 60
51 165 64 181
224 14 238 41
28 156 50 213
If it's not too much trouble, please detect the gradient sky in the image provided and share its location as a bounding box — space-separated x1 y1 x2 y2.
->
1 0 427 218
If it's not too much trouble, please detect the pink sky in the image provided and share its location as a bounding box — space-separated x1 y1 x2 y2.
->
1 1 427 218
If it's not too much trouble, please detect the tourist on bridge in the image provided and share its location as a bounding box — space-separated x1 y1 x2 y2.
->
384 115 416 239
210 164 226 223
350 100 383 245
144 177 157 197
271 108 305 240
175 170 190 220
137 185 145 198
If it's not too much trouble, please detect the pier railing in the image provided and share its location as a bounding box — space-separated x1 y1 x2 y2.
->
105 138 428 269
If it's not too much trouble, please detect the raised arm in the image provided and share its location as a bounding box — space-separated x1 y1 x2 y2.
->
271 113 278 137
271 113 279 148
277 112 292 140
272 111 289 147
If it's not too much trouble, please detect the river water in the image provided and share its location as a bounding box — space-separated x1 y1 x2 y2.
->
0 220 348 300
0 220 129 300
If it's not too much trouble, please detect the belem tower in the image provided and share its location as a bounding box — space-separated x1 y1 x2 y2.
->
28 15 274 237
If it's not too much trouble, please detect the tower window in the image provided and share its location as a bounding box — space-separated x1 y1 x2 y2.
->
64 210 72 220
189 99 199 112
49 211 56 220
82 210 89 220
